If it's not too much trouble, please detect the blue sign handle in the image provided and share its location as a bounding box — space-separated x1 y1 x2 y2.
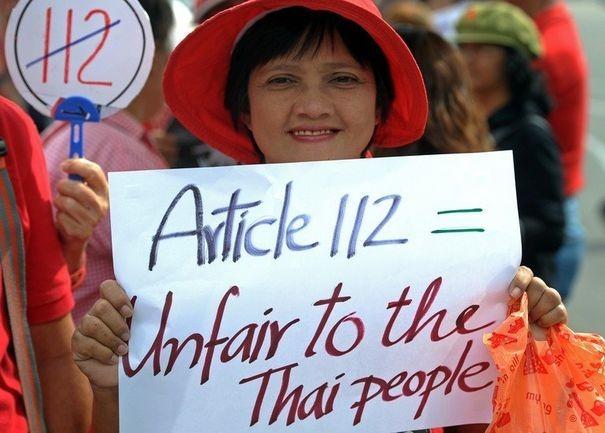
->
69 121 84 181
52 96 101 182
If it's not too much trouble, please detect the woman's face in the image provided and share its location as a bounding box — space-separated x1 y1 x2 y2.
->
244 34 379 163
459 43 507 95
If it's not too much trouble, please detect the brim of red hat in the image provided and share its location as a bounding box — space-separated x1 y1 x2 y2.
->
164 0 428 164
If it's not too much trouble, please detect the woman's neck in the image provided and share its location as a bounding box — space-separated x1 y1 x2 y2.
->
474 87 511 118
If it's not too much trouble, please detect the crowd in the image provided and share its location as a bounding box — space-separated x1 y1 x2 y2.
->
0 0 592 432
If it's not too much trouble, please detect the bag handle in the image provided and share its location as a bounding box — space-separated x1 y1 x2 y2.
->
0 137 47 433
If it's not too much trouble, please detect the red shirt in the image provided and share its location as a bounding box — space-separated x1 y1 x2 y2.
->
535 1 589 196
0 96 73 432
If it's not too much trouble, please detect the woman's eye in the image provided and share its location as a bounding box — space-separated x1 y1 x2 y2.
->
331 75 360 86
267 76 295 86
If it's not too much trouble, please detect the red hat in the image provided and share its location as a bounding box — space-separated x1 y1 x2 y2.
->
164 0 428 164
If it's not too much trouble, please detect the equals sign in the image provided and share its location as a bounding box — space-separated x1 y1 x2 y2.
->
431 208 485 234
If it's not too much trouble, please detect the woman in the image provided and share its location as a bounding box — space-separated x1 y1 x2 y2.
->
374 25 492 157
456 1 565 286
72 1 567 432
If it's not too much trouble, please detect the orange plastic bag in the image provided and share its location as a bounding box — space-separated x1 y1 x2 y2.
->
484 294 605 432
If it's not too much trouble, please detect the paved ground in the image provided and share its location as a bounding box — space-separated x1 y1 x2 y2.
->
564 0 605 334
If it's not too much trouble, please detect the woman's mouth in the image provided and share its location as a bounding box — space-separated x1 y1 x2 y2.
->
288 128 340 142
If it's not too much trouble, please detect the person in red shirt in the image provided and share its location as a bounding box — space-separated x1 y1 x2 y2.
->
72 2 568 433
0 94 108 432
505 0 588 299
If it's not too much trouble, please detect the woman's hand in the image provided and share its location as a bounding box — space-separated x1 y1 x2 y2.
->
54 158 109 272
508 266 568 339
72 280 133 390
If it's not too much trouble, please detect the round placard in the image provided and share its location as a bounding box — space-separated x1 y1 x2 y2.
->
4 0 155 118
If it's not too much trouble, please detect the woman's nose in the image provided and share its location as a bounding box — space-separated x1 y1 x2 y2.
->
292 85 334 119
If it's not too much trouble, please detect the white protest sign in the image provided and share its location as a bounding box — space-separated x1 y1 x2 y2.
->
110 152 521 432
4 0 154 118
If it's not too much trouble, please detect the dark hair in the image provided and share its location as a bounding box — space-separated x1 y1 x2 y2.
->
225 7 394 130
376 25 492 156
139 0 175 51
504 47 551 115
